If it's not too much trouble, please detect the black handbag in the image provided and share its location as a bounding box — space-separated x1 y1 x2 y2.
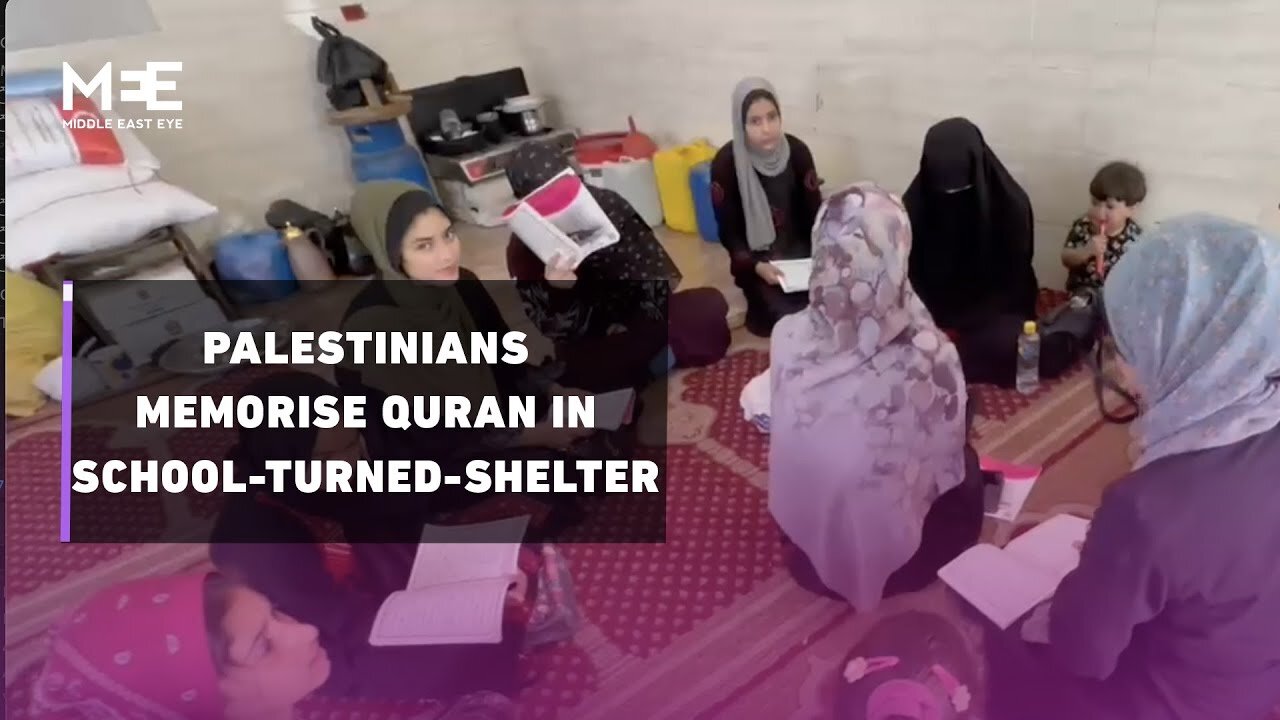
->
1040 289 1140 424
311 16 389 111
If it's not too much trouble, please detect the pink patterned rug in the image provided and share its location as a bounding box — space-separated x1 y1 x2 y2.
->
8 301 1138 718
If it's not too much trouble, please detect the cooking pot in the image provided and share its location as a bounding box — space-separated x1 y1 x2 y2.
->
501 95 548 136
476 111 505 143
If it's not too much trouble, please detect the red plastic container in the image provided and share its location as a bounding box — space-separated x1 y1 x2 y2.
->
575 116 657 164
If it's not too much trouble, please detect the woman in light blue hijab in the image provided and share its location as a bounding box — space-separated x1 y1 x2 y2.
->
1106 212 1280 467
984 213 1280 720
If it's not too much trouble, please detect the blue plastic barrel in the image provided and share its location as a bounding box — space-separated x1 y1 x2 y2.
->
351 144 435 193
344 120 408 155
690 162 719 243
213 230 299 305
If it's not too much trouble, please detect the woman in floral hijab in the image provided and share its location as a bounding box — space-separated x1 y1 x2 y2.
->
769 182 984 611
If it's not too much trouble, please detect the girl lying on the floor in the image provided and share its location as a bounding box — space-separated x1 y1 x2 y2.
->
209 495 537 710
28 571 520 720
203 372 580 710
768 181 986 612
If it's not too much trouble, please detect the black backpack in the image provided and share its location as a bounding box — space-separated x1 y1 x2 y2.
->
952 289 1138 423
1039 288 1140 424
311 16 389 111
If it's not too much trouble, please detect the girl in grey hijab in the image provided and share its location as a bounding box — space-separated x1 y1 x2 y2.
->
710 77 824 336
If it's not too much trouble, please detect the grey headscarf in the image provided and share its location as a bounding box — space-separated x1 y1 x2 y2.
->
731 77 793 251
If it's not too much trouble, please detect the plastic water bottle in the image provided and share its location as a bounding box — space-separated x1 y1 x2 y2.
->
1016 320 1041 395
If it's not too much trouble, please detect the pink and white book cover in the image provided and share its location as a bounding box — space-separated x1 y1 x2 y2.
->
980 456 1043 523
503 169 619 267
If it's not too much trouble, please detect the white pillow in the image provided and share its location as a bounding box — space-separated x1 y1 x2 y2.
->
6 180 218 271
8 127 161 222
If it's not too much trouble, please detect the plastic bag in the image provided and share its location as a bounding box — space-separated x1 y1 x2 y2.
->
740 369 771 434
525 545 583 649
311 16 388 111
5 95 125 179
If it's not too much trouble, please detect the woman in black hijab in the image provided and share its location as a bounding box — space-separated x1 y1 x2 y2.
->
506 142 731 388
902 118 1039 332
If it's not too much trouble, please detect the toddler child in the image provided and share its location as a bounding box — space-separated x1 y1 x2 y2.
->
1061 161 1146 293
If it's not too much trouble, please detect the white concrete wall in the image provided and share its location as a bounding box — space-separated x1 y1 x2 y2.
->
10 0 1278 285
6 0 527 242
520 0 1280 288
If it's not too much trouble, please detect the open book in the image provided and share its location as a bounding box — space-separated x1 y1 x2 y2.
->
504 168 620 268
769 258 812 294
368 516 530 647
937 514 1090 630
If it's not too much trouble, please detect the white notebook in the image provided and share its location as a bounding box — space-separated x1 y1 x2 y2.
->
368 516 530 647
937 514 1090 630
770 258 813 294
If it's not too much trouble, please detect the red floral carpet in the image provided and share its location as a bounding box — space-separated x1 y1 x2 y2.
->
7 297 1140 718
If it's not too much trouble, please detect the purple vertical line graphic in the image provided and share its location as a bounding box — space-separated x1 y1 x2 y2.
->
61 281 75 543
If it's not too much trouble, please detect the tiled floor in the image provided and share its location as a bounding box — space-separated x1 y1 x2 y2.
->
455 223 747 329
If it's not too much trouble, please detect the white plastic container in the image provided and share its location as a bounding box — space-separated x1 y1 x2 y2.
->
581 158 664 228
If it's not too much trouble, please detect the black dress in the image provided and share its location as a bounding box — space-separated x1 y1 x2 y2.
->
902 118 1041 387
902 118 1039 330
710 134 824 337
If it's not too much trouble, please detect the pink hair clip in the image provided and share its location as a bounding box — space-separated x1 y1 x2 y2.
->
930 664 972 713
843 655 900 683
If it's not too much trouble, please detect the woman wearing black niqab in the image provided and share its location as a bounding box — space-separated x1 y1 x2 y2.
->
902 118 1039 332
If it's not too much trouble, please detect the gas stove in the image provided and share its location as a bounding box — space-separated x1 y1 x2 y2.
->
425 128 578 228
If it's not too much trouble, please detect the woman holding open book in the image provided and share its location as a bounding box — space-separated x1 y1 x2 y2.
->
983 215 1280 720
505 141 731 388
768 182 985 612
711 77 824 337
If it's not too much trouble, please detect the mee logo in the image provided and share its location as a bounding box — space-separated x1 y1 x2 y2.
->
61 62 185 130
